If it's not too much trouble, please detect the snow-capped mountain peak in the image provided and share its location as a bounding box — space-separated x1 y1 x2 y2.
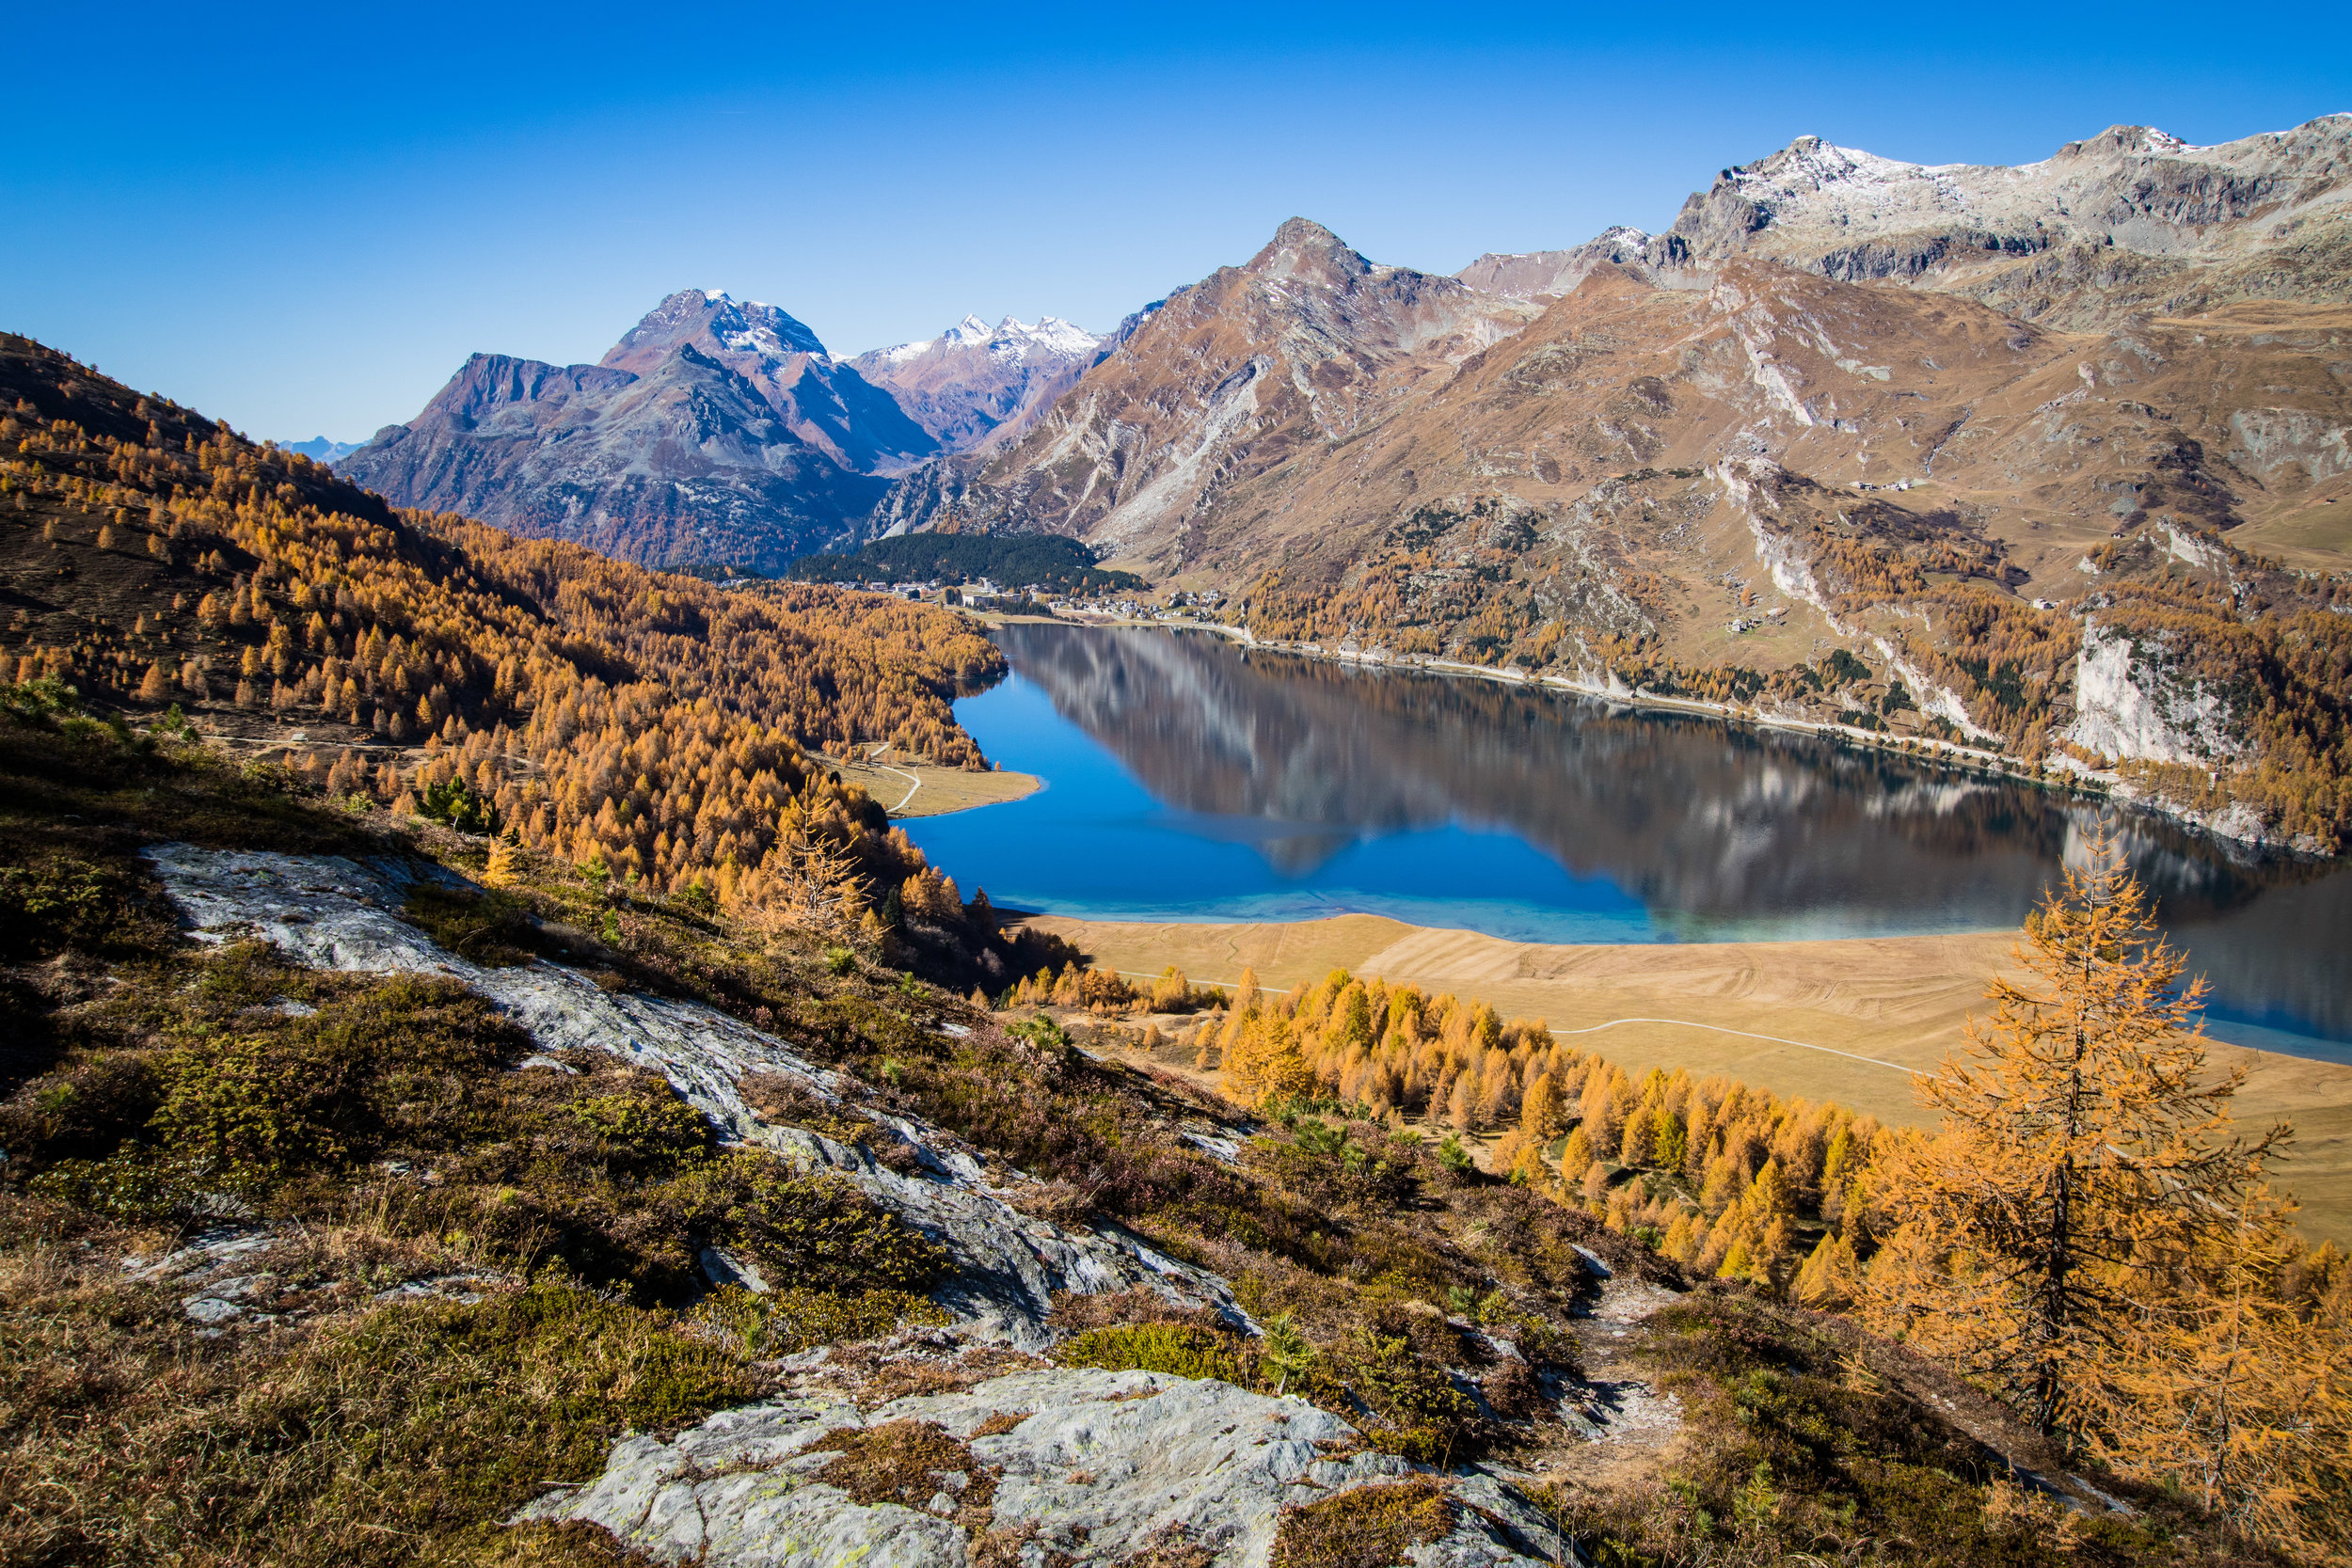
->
848 311 1107 453
865 313 1103 366
1025 316 1102 356
942 314 996 349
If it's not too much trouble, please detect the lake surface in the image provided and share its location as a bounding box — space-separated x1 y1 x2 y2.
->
901 623 2352 1062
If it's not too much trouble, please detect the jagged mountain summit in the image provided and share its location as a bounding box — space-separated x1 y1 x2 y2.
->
339 289 938 572
871 217 1539 551
872 118 2352 851
1664 116 2352 325
849 313 1104 453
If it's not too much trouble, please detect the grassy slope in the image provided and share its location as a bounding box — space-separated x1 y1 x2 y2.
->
0 705 2274 1567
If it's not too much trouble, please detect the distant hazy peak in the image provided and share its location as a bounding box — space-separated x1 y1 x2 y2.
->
1246 217 1375 285
869 314 1102 366
600 288 829 373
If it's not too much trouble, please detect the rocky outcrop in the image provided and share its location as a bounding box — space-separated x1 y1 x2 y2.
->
2064 618 2245 768
516 1366 1576 1568
141 846 1243 1346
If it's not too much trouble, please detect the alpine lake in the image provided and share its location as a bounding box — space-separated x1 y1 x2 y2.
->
900 622 2352 1065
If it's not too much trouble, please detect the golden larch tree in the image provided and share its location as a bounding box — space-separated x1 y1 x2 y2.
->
1859 832 2282 1434
1856 832 2349 1559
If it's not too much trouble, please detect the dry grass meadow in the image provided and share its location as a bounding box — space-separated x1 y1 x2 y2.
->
1019 912 2352 1244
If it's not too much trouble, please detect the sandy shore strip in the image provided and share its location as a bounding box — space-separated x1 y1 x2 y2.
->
813 749 1041 818
1011 912 2352 1245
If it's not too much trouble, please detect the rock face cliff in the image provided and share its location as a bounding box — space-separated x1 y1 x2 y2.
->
875 119 2352 849
340 291 938 572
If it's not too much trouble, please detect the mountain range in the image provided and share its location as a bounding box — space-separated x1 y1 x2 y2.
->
343 115 2352 583
902 116 2352 577
333 116 2352 847
337 294 1106 571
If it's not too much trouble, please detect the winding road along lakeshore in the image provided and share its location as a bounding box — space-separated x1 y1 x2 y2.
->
1012 911 2352 1244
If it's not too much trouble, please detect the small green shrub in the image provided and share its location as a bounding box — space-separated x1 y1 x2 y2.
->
1255 1117 1418 1208
569 1089 713 1175
0 674 80 725
1259 1311 1318 1394
1269 1477 1457 1568
0 854 138 959
150 1031 351 1177
1056 1323 1256 1386
1335 1330 1482 1465
28 1146 224 1221
691 1285 948 1356
662 1155 950 1294
417 776 499 835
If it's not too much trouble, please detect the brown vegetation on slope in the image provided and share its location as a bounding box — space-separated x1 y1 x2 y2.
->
0 332 1057 978
0 687 2333 1566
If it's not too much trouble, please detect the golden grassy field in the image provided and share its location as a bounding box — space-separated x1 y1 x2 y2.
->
1018 912 2352 1244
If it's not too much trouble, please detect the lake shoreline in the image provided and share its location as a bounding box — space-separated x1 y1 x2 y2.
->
1010 909 2352 1244
977 610 2330 863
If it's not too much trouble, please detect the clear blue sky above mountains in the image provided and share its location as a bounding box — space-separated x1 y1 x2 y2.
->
8 0 2346 442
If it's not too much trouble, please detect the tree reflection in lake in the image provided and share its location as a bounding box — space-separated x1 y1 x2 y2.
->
905 624 2350 1051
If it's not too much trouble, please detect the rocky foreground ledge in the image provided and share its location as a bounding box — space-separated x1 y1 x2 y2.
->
142 845 1631 1567
143 845 1241 1349
516 1366 1575 1567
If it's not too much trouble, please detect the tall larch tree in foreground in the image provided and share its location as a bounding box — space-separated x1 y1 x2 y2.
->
1859 832 2348 1560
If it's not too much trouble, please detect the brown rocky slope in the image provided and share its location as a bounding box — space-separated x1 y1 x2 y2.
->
880 118 2352 851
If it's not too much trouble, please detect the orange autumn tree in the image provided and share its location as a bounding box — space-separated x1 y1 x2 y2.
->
2094 1180 2352 1562
1860 835 2276 1429
1857 834 2349 1559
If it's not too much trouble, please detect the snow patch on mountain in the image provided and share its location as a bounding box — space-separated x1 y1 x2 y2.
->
866 315 1103 365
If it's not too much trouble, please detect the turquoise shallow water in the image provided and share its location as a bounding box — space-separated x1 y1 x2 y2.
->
902 625 2352 1065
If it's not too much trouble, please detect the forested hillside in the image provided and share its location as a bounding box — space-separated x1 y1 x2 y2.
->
0 333 1033 974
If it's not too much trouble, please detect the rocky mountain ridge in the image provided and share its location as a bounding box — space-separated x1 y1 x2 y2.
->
338 292 1125 572
872 116 2352 851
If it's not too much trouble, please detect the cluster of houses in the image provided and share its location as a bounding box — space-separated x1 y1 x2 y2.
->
812 577 1235 624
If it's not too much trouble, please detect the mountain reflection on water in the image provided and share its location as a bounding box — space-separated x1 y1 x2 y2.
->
903 624 2351 1051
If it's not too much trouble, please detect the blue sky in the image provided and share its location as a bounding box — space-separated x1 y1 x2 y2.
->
6 0 2345 442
